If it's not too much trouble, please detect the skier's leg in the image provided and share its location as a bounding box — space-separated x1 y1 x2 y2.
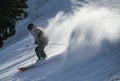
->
40 48 47 59
35 46 47 60
37 36 48 60
35 46 41 60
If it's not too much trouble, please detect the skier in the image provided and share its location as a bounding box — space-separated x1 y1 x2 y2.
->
27 23 49 62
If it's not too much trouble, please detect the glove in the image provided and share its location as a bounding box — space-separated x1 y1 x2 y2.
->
35 41 38 44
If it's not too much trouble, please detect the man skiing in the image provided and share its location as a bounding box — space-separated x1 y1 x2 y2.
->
27 23 49 62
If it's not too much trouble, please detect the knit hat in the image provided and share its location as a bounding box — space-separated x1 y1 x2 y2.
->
27 23 34 31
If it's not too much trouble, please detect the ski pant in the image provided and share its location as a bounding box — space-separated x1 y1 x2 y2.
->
35 34 48 60
35 46 47 59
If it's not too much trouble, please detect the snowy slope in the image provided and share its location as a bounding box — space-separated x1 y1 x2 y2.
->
0 0 120 81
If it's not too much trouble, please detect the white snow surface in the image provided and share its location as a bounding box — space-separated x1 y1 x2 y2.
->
0 0 120 81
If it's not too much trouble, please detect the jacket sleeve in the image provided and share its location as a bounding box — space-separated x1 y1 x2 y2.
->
30 28 38 41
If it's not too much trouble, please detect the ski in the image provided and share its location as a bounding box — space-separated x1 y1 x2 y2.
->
18 54 61 72
18 59 43 72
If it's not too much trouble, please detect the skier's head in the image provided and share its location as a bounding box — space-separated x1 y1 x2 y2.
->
27 23 34 31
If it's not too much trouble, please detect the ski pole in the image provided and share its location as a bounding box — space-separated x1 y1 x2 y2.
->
26 43 66 47
48 43 66 46
26 43 36 47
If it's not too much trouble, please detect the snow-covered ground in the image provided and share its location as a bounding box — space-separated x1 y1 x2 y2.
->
0 0 120 81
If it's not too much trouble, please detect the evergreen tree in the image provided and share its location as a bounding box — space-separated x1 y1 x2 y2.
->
0 0 28 47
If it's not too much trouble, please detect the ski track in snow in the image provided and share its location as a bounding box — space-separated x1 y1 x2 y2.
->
0 0 120 81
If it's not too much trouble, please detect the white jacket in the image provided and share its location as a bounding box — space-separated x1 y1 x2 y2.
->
30 26 43 41
30 26 48 45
